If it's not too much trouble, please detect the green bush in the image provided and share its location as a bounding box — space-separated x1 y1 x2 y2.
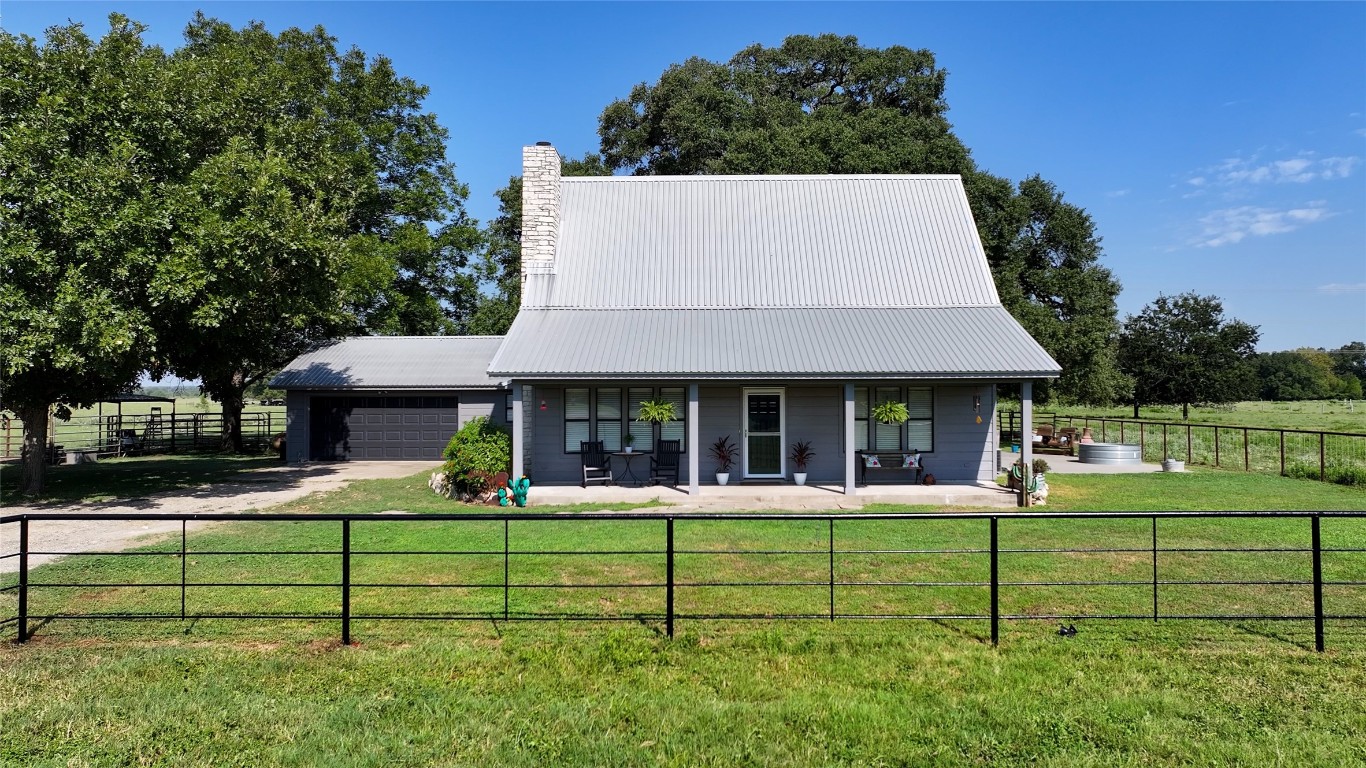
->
441 417 512 497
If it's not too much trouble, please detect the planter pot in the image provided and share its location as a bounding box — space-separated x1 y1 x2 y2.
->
793 472 808 486
716 472 730 486
1162 459 1184 472
624 446 633 453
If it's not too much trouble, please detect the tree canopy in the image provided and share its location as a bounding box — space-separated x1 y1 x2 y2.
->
1117 293 1260 419
593 34 1123 404
0 16 171 492
1 13 478 488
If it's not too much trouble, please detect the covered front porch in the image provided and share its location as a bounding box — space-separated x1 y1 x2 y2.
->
510 379 1047 496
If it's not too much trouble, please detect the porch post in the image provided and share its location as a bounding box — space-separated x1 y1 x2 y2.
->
511 382 524 479
687 383 700 496
1021 380 1033 507
843 383 856 495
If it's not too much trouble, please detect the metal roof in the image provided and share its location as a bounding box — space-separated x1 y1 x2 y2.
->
488 307 1059 379
522 175 1001 310
496 174 1060 379
272 336 507 390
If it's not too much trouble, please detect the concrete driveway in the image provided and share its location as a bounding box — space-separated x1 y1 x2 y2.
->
1 461 439 574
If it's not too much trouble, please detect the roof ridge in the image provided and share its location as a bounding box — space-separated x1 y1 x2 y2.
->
562 174 964 182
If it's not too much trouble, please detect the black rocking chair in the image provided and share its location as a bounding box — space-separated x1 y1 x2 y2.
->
580 440 614 487
650 439 682 487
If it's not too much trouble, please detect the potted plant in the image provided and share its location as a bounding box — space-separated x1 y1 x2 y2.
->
871 400 910 426
635 399 678 450
710 435 738 486
623 432 635 453
788 440 814 486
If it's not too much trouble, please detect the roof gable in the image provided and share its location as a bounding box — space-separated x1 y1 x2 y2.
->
523 175 1001 310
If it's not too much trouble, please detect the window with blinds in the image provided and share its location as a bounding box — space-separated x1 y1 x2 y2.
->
564 388 590 453
597 388 622 451
874 387 902 450
906 387 933 451
627 387 653 453
854 387 869 451
659 387 686 450
564 386 689 453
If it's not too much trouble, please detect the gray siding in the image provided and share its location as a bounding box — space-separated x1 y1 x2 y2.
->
456 391 508 429
924 384 997 484
285 391 310 463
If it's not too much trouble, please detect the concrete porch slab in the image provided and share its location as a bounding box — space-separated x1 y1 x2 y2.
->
528 481 1017 510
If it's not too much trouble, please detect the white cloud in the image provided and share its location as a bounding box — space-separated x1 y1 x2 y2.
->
1318 283 1366 294
1187 153 1359 188
1106 189 1130 198
1193 202 1333 247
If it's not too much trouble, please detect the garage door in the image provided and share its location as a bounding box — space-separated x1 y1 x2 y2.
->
309 396 459 460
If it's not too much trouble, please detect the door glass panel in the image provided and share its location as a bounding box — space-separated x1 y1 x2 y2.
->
747 395 780 433
748 435 781 475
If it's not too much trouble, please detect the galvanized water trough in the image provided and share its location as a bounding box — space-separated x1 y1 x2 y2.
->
1078 442 1143 465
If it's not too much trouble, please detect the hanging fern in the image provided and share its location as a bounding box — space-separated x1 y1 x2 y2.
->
871 400 910 425
636 399 678 424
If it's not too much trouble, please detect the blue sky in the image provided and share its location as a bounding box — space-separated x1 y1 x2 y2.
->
5 1 1364 352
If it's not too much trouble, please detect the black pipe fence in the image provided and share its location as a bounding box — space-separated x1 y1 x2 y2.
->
1 511 1363 650
999 411 1366 486
1 411 279 460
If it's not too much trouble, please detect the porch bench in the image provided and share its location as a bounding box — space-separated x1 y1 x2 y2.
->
856 451 927 485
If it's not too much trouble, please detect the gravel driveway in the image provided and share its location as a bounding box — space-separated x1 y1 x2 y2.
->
1 461 439 574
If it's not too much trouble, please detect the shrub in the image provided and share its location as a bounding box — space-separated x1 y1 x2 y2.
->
441 417 512 497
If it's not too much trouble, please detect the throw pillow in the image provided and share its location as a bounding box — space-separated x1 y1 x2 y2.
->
863 455 881 468
902 454 919 468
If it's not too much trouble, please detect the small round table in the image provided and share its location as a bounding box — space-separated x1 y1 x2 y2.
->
611 451 648 486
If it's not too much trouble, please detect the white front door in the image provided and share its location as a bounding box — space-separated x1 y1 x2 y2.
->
742 388 784 478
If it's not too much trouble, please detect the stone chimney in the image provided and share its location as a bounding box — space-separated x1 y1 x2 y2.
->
521 141 560 275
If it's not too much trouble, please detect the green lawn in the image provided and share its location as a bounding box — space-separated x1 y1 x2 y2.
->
2 469 1364 766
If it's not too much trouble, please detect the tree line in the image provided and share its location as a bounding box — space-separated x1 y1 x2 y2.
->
0 20 1318 494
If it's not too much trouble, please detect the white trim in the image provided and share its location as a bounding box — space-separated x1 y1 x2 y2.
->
741 387 786 479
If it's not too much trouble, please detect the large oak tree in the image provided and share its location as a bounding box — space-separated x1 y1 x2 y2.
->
0 16 171 494
1117 293 1260 419
586 35 1124 403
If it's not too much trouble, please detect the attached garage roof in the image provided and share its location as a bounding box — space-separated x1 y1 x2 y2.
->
272 336 507 390
489 307 1059 379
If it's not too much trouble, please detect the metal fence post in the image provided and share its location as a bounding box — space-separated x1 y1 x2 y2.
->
341 519 351 646
1311 515 1324 653
1319 434 1326 482
1186 426 1192 464
1151 516 1159 622
181 520 187 620
828 518 835 621
1280 431 1286 476
989 517 999 647
666 517 675 639
503 518 510 621
1243 428 1250 471
18 518 28 643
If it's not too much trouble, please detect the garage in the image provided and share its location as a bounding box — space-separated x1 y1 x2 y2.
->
272 336 508 462
308 395 459 460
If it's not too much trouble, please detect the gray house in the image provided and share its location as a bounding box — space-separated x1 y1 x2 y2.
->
489 143 1060 495
273 336 507 461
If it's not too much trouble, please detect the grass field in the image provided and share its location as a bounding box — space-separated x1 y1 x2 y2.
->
2 468 1365 765
1011 398 1366 434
